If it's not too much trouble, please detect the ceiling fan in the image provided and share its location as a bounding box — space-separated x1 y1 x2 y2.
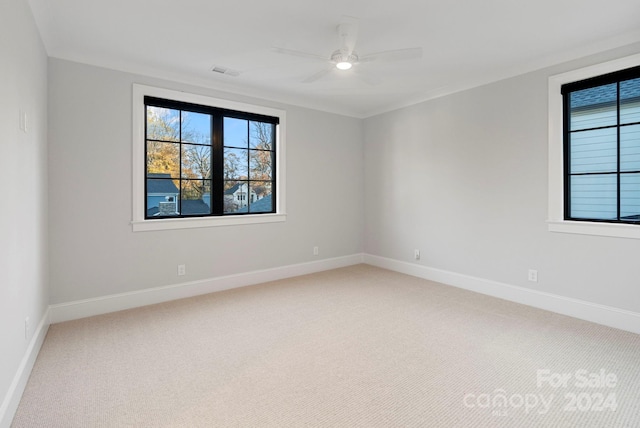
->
272 16 422 83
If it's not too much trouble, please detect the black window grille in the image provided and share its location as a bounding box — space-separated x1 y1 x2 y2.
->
562 66 640 223
144 96 278 219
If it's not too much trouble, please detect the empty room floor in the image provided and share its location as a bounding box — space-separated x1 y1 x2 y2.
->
12 265 640 427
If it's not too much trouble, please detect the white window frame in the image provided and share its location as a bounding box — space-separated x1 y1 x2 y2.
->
548 53 640 240
132 84 286 232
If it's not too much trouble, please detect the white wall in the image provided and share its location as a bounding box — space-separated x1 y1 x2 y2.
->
5 9 639 420
0 0 48 422
48 58 364 304
364 43 640 314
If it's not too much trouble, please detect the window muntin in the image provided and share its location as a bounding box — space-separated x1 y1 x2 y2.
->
144 96 278 219
562 66 640 224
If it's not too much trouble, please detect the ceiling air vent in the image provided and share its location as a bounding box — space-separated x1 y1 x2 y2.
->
211 66 240 77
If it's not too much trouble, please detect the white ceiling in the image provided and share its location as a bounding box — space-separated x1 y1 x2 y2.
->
27 0 640 118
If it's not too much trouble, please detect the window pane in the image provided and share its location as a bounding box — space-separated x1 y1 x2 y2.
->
248 182 273 213
224 117 248 148
223 180 249 214
619 174 640 221
569 84 617 131
570 127 617 173
621 173 640 220
621 125 640 172
250 121 274 149
570 174 617 220
147 141 180 178
232 182 273 213
181 112 211 145
621 78 640 125
250 149 273 180
181 144 211 179
146 177 179 217
224 148 248 179
180 180 211 215
147 107 180 141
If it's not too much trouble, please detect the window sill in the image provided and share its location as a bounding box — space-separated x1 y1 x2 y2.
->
548 220 640 240
132 213 286 232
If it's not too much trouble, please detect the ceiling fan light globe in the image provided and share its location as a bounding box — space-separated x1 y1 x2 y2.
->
336 61 352 70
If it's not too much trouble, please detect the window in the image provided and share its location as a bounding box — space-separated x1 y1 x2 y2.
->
132 85 286 231
562 66 640 223
145 97 277 218
548 53 640 239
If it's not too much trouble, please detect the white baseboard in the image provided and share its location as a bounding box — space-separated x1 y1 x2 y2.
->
50 254 365 324
364 254 640 335
0 308 50 428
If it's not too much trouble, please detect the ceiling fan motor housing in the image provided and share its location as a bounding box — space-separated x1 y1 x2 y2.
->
331 50 358 65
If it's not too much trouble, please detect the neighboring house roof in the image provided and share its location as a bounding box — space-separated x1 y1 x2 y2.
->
146 206 161 216
224 183 256 195
224 183 242 195
236 194 273 213
147 174 179 194
570 83 640 111
181 199 210 215
146 199 210 217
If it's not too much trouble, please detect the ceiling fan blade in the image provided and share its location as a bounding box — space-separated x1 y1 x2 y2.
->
271 47 328 62
338 15 359 55
352 69 381 86
302 67 333 83
359 47 423 63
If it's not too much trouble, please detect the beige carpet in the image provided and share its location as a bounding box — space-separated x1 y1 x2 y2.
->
12 265 640 427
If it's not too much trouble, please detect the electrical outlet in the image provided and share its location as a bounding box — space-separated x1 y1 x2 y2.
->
528 269 538 282
177 264 186 276
414 249 420 260
313 246 319 256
